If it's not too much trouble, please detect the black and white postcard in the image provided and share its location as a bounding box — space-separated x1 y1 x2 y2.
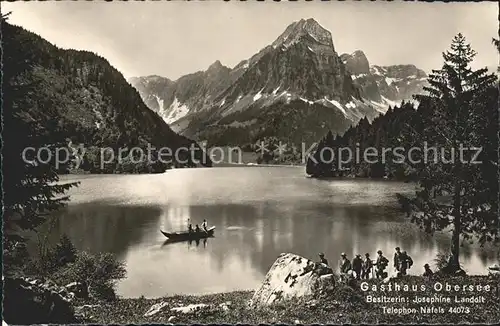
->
2 1 499 325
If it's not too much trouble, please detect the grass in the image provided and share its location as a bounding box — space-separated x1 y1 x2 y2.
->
77 275 499 324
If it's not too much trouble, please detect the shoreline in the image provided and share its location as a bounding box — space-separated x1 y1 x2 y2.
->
64 163 306 175
116 270 496 300
78 275 499 324
215 163 304 168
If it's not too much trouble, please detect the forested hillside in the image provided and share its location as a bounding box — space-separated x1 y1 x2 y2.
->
306 44 498 180
2 20 212 174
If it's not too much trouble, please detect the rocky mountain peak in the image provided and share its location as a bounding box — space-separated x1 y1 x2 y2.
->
207 60 225 72
272 18 333 49
299 18 333 44
371 64 427 79
130 17 428 149
351 50 368 62
341 50 370 75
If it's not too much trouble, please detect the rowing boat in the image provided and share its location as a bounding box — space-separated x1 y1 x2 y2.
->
160 226 215 240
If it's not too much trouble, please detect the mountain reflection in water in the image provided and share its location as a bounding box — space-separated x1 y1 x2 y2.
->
48 168 497 298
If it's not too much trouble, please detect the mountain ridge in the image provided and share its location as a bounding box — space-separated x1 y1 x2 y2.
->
341 50 428 103
129 18 428 147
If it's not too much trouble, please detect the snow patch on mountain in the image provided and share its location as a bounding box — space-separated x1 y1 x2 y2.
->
407 98 420 107
154 95 165 112
253 88 265 101
283 39 301 49
345 101 356 109
300 97 314 105
369 100 384 107
371 66 382 75
164 97 189 124
351 74 367 80
279 91 289 98
308 33 319 42
369 100 387 112
381 95 398 108
385 77 396 85
323 97 347 116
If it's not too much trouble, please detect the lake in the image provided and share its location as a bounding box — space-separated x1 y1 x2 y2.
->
49 167 497 298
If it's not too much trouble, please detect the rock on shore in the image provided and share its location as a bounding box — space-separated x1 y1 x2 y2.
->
250 252 336 306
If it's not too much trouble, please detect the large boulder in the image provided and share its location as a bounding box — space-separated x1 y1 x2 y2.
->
250 253 337 306
2 277 78 324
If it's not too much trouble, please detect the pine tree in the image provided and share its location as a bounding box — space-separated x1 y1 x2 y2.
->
305 130 337 177
493 38 500 53
53 234 78 266
493 37 500 72
493 1 500 62
400 34 498 273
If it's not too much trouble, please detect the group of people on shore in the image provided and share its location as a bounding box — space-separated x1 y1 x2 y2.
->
318 247 420 280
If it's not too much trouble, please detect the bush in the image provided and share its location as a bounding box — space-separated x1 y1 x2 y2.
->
3 238 30 277
25 234 77 276
21 235 126 301
434 251 450 271
58 251 126 301
434 251 464 274
52 234 78 266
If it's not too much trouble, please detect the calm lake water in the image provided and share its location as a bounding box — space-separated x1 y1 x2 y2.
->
50 167 497 298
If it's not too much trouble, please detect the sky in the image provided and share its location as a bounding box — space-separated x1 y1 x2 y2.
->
2 1 498 80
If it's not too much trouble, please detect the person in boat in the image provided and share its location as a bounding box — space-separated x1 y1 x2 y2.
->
188 224 193 233
195 224 201 233
202 219 208 232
